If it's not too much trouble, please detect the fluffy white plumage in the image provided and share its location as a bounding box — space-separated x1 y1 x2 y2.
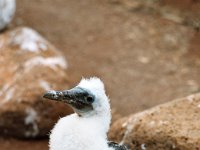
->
49 77 113 150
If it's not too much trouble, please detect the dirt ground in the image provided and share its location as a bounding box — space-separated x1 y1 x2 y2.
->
1 0 200 149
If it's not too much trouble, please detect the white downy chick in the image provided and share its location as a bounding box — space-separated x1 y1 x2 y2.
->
43 77 128 150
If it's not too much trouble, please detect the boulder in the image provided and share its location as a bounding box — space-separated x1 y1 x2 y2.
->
0 27 72 138
0 0 15 31
109 93 200 150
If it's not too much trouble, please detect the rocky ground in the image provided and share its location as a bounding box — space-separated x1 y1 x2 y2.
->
0 27 72 138
109 93 200 149
0 0 200 149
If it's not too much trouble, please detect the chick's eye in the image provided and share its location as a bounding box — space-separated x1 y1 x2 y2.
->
86 96 94 103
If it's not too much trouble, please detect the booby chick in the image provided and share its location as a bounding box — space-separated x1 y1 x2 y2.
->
43 77 128 150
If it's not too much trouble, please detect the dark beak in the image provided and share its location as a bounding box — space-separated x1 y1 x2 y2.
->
43 87 84 103
43 90 65 101
43 87 94 115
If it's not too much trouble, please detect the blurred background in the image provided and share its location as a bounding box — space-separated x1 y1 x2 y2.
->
0 0 200 149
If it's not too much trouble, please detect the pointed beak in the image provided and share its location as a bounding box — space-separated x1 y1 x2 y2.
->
43 87 94 115
43 90 65 101
43 87 84 103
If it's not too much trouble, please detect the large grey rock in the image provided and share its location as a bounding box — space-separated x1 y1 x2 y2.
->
0 27 72 138
0 0 15 31
109 93 200 150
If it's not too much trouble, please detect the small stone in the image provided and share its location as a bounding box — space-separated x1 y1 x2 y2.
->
138 56 150 64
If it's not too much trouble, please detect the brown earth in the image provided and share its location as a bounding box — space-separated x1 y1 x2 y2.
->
1 0 200 149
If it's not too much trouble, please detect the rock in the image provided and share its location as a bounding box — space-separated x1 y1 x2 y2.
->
109 93 200 150
0 137 48 150
111 0 200 30
0 27 72 138
0 0 15 31
111 109 123 125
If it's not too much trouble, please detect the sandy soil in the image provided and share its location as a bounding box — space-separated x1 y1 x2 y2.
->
1 0 200 149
